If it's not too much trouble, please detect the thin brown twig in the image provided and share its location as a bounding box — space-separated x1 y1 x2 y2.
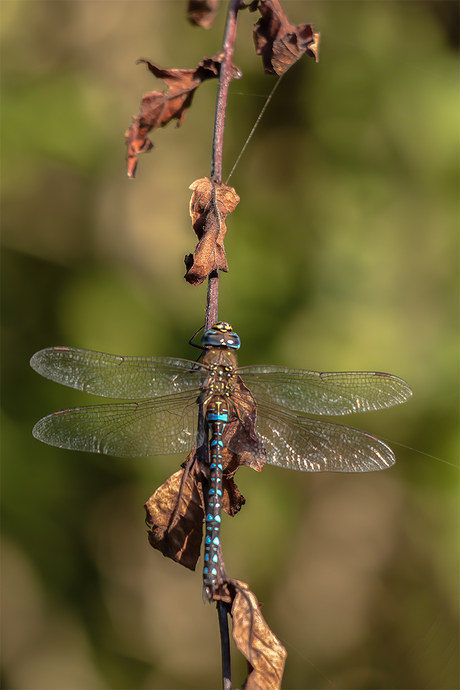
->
218 599 233 690
205 0 240 328
205 0 241 332
205 270 220 331
210 0 241 184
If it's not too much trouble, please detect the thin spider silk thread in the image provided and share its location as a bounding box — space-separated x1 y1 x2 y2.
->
226 75 283 184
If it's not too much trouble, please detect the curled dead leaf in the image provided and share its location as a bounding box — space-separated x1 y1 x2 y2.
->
144 462 204 570
222 475 246 516
126 56 224 178
187 0 220 29
185 177 240 285
230 579 287 690
252 0 320 75
220 375 266 475
144 446 248 572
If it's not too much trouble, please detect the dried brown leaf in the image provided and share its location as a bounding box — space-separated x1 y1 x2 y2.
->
144 462 204 570
222 375 266 474
252 0 320 75
187 0 220 29
144 447 248 571
221 476 246 516
185 177 240 285
125 56 223 178
230 580 287 690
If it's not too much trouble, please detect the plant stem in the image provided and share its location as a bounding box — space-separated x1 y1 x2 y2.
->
206 0 240 330
205 270 219 331
218 600 232 690
210 0 240 184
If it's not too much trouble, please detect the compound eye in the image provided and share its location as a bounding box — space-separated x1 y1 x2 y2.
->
225 334 240 349
201 330 224 347
201 326 241 349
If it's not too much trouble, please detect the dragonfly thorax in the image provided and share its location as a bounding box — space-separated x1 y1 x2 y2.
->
199 347 239 409
208 366 233 392
201 363 237 407
202 345 238 371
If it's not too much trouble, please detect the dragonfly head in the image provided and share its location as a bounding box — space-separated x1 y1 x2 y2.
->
201 322 241 350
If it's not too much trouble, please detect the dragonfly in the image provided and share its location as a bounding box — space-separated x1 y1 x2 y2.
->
30 321 412 599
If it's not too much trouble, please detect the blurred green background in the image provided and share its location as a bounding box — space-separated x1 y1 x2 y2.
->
1 1 459 688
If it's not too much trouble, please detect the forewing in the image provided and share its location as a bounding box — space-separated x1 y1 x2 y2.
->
239 366 412 416
255 401 395 472
32 391 199 457
30 347 204 399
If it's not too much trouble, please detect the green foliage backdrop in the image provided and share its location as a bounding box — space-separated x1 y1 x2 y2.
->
1 2 458 688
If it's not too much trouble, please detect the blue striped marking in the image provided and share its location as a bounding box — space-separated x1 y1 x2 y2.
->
208 413 228 421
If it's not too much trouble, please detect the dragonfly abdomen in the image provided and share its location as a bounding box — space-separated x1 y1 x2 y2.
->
203 398 228 599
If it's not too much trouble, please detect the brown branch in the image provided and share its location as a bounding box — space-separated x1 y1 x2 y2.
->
210 0 241 184
205 270 220 330
204 0 241 325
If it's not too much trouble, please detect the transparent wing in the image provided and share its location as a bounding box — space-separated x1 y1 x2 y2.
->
255 401 395 472
32 391 200 457
239 366 412 416
30 347 204 399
